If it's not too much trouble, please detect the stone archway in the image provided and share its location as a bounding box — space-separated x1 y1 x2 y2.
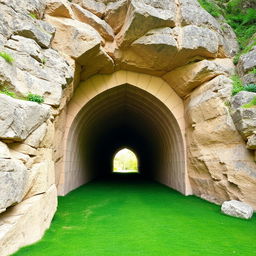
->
58 71 191 196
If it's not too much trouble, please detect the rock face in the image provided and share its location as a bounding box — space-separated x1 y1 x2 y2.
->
0 94 50 141
221 200 254 219
0 0 255 255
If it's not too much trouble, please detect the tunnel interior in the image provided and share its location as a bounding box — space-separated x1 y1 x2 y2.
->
64 84 186 194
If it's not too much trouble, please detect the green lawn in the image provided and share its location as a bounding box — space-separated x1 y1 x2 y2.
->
13 174 256 256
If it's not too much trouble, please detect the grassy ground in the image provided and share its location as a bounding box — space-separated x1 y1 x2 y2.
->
13 174 256 256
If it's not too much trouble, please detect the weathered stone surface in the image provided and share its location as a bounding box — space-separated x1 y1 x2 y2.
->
0 0 46 18
105 0 128 34
45 0 74 18
163 58 234 97
24 159 55 200
242 73 256 84
72 0 106 18
0 142 11 159
231 91 256 109
186 75 256 209
232 108 256 139
179 25 220 58
179 0 220 31
9 144 37 156
117 27 178 73
71 3 114 41
0 159 27 213
247 134 256 150
0 94 50 141
12 15 55 48
238 46 256 74
116 0 176 48
221 200 254 219
0 185 57 256
219 22 240 57
45 16 102 63
24 123 47 148
1 36 73 106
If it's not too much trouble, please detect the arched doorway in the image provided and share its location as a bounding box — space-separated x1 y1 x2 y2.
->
113 148 139 173
58 71 191 196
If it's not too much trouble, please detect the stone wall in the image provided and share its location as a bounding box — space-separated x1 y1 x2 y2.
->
0 0 255 255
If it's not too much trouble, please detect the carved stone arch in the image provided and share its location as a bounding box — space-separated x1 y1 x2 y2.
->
59 71 192 196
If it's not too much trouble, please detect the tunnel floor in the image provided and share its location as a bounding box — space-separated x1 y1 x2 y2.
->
14 174 256 256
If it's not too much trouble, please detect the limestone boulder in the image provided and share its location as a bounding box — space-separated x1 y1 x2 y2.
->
0 159 27 213
46 16 103 62
9 144 37 156
163 58 234 97
179 0 221 32
45 0 74 18
24 123 48 148
116 0 176 48
247 134 256 150
12 15 55 49
120 27 178 72
232 108 256 139
218 22 240 57
1 36 73 106
231 91 256 109
221 200 254 219
179 25 221 59
0 142 11 159
0 0 46 18
242 73 256 85
0 185 57 256
72 0 106 18
238 46 256 74
0 94 50 141
71 3 114 41
104 0 128 34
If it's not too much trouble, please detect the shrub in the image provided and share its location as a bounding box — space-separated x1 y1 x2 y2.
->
243 84 256 93
231 75 243 96
242 96 256 108
249 68 256 74
198 0 223 17
27 93 44 104
0 52 14 64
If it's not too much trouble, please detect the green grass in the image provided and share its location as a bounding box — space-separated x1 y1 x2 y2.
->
13 175 256 256
243 96 256 108
0 51 14 64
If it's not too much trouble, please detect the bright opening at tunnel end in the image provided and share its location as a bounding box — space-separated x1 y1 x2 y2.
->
113 148 139 173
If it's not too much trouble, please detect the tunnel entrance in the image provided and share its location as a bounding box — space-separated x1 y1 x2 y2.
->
59 71 191 196
113 148 139 173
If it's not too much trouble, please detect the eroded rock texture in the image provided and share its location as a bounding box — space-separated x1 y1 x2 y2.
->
0 0 255 255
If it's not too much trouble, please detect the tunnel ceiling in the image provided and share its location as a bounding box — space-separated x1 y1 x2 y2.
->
64 84 186 195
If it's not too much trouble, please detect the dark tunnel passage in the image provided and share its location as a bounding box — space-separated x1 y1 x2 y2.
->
64 84 187 195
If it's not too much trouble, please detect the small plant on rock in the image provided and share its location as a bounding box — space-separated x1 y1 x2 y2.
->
29 13 38 19
242 96 256 108
27 93 44 104
0 52 14 64
0 87 16 98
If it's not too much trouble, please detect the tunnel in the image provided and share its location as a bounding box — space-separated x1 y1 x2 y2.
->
60 71 190 196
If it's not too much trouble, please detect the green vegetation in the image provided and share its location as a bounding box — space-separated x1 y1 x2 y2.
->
0 87 44 104
13 177 256 256
113 148 138 172
27 93 44 104
0 51 14 64
249 68 256 74
231 75 243 95
0 87 16 98
41 58 47 65
29 13 38 19
198 0 256 54
243 96 256 108
198 0 223 17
